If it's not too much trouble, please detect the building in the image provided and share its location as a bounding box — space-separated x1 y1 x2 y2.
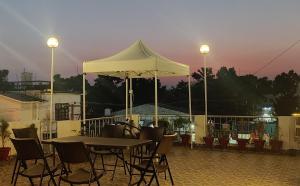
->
0 91 81 122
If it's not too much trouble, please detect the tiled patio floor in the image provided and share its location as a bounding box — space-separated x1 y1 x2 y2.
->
1 147 300 185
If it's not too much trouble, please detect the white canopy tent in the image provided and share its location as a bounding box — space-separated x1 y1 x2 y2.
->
82 40 192 128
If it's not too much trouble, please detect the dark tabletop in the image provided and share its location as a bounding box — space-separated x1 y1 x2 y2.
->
42 136 151 149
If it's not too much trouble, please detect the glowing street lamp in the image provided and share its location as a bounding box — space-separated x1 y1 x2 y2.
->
200 44 210 134
47 37 58 139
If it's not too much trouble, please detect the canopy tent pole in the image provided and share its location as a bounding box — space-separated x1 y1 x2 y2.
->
188 75 192 122
125 77 128 120
83 72 86 135
154 71 158 127
129 77 133 120
188 75 193 149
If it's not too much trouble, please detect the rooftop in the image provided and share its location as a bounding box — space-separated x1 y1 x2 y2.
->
0 92 43 102
1 146 300 185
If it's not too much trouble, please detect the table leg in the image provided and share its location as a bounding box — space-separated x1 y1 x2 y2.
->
52 145 55 166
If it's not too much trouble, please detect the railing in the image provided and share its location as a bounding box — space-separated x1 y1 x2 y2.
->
207 115 278 139
83 115 126 136
139 114 194 134
82 114 278 144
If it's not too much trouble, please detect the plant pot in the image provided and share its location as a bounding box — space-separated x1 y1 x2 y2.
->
180 134 191 146
270 140 283 152
237 139 249 150
218 137 229 149
253 139 265 151
0 147 11 161
203 136 214 148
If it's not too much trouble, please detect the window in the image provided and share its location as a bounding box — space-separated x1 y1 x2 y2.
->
55 103 69 121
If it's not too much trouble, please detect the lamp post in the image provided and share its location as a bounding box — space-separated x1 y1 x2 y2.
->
200 44 210 135
47 37 58 139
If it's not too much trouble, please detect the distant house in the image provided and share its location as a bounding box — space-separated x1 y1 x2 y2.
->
113 104 187 126
113 104 187 116
0 92 42 121
0 91 81 122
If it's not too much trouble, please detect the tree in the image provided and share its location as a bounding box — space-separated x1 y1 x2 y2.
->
0 70 10 92
54 74 88 92
273 70 300 115
87 75 123 117
192 67 214 81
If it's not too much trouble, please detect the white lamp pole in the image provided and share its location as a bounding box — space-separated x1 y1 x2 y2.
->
200 44 210 135
47 37 58 139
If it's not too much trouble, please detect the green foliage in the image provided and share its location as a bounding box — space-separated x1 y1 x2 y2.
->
2 67 299 117
0 119 11 148
29 123 35 128
173 117 190 129
158 119 172 134
0 69 10 92
273 70 300 115
54 74 88 92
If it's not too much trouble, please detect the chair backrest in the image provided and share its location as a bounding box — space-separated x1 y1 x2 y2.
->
101 124 125 138
156 134 177 155
53 141 90 164
11 138 44 160
139 127 164 142
12 127 38 139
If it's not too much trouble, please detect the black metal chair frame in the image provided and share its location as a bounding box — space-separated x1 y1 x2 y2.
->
11 127 55 184
128 134 176 186
53 141 104 186
10 138 57 186
132 127 165 161
91 124 127 180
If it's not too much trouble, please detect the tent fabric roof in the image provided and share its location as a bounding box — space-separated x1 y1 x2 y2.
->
83 40 190 78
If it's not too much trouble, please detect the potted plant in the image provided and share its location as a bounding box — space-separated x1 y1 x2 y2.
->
270 126 283 152
203 121 214 148
158 119 172 135
174 117 191 145
253 138 265 151
218 133 229 149
237 138 249 150
0 119 11 161
253 122 265 151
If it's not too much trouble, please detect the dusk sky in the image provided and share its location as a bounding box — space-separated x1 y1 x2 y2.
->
0 0 300 85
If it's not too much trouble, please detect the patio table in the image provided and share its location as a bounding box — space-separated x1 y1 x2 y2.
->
42 136 152 180
42 136 151 150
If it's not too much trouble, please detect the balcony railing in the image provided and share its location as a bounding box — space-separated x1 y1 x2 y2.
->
82 114 278 144
207 115 278 139
83 115 126 136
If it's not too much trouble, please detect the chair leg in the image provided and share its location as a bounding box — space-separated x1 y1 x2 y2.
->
165 157 174 185
121 151 127 175
168 167 174 185
111 155 118 180
58 177 61 186
153 171 160 186
100 154 105 171
96 180 101 186
137 171 145 185
149 174 155 185
29 177 34 186
13 161 21 186
93 154 97 167
11 158 18 184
